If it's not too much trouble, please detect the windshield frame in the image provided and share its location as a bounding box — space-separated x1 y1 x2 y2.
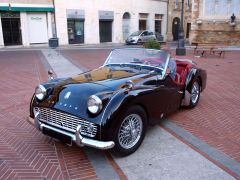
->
103 48 170 78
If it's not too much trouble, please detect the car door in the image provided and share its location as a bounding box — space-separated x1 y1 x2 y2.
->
155 75 183 116
147 31 155 40
141 31 148 42
135 74 181 124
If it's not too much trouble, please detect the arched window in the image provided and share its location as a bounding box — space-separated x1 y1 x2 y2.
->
123 12 130 19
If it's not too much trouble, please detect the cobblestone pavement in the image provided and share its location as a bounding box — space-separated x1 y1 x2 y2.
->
0 51 98 179
60 48 240 178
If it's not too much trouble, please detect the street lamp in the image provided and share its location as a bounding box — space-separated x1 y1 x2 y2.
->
176 0 186 56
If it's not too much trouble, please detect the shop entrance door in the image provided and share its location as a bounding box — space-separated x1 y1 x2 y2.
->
27 13 48 44
99 21 112 42
67 19 84 44
1 12 22 46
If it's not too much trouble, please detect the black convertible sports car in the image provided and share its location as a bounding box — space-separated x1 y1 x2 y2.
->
28 48 207 156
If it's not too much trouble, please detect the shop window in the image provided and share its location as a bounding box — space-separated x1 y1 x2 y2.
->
155 21 162 35
67 19 84 44
155 14 163 35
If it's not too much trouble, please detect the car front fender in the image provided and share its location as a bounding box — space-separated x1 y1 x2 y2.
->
99 86 153 140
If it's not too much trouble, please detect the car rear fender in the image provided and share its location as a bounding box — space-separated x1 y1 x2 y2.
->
185 68 197 91
182 68 204 106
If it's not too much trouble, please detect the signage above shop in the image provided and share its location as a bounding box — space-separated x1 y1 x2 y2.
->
99 11 114 20
0 11 20 18
0 3 54 12
67 9 85 19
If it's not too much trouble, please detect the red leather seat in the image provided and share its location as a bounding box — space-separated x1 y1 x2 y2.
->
175 60 193 84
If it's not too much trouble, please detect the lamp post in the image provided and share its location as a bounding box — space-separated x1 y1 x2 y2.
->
176 0 186 56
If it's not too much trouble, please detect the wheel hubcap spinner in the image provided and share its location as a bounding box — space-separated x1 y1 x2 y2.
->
191 82 200 104
118 114 143 149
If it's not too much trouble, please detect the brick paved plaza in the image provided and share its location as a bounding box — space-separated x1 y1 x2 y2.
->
0 47 239 179
0 51 98 179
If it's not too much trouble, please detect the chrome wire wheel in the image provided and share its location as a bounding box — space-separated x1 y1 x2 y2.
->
191 81 200 104
118 114 143 149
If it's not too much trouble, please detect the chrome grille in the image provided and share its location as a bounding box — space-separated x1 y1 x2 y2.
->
34 107 97 137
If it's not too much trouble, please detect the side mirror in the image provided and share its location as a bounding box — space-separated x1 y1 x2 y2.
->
48 69 55 80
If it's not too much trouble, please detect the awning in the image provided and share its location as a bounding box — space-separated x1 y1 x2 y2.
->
0 3 54 12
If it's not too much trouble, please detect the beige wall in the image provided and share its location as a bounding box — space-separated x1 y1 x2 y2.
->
1 0 53 5
190 0 240 45
54 0 168 45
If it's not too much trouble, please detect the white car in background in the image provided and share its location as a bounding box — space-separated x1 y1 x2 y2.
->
125 30 156 45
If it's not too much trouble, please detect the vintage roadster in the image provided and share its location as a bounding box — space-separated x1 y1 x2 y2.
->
28 48 207 156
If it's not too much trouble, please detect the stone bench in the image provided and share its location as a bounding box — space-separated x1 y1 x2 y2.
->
192 42 227 58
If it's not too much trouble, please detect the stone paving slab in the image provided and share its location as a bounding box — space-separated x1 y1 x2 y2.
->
113 126 234 180
41 49 82 78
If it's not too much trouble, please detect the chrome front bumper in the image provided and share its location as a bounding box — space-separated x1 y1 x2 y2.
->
27 116 115 150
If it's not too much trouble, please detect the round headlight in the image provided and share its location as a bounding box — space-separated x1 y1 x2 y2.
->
87 95 103 114
35 85 47 100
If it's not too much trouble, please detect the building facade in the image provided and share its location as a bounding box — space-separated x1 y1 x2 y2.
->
167 0 192 41
54 0 168 45
190 0 240 45
0 0 54 47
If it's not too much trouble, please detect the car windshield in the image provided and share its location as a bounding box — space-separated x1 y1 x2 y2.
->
104 48 170 76
130 31 142 36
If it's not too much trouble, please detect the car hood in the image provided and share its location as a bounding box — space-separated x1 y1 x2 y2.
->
43 66 153 121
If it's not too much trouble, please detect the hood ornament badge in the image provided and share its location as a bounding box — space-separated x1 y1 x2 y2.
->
64 92 71 99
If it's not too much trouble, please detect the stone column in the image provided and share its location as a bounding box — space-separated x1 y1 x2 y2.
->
54 0 68 45
166 1 175 41
0 16 4 47
113 12 122 43
148 13 155 32
189 0 200 43
20 11 30 46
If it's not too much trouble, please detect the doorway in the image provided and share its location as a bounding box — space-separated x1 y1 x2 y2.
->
99 20 112 42
186 23 191 38
139 20 146 31
27 13 48 44
172 17 180 41
67 19 84 44
1 12 22 46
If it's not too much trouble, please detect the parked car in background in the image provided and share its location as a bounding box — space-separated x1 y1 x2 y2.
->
126 30 156 45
